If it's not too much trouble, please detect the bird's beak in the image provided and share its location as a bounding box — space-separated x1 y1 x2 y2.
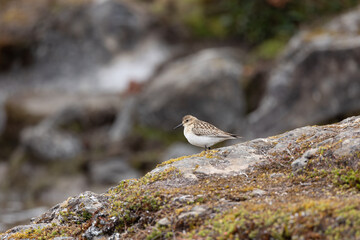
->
174 122 183 129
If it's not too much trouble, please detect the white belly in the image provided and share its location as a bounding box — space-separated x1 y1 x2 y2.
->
184 130 224 148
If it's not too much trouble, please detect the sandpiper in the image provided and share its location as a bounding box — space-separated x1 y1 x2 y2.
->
174 115 240 151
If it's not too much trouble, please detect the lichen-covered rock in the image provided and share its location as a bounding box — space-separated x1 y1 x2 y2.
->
1 115 360 239
248 6 360 138
153 140 267 181
32 191 110 225
137 47 246 131
291 149 317 172
178 205 209 220
0 224 51 240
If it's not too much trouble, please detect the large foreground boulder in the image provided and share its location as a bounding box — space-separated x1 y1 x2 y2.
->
248 6 360 138
1 115 359 239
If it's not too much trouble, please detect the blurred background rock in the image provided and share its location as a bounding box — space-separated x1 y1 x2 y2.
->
0 0 360 231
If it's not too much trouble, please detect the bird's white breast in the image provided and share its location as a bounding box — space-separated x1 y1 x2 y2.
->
184 128 223 148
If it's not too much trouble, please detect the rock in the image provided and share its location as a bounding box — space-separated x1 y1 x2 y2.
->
303 148 318 159
0 162 8 184
5 91 120 128
21 126 83 161
161 143 199 162
291 148 318 172
108 233 121 240
0 0 150 69
137 47 246 131
83 225 103 239
89 0 149 52
0 104 5 136
157 217 171 226
172 195 196 204
178 205 208 220
250 189 267 197
32 191 109 225
248 7 360 138
90 158 141 184
39 175 88 206
0 207 48 227
334 138 360 160
2 115 360 240
270 173 285 178
53 237 76 240
1 223 51 239
152 139 270 181
291 157 308 172
16 93 122 162
109 97 136 143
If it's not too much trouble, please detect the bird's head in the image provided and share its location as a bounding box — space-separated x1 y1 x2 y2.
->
174 115 197 129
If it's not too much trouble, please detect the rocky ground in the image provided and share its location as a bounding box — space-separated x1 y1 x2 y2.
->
1 0 360 233
1 115 359 239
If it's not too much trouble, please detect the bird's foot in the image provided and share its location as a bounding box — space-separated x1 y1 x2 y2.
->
239 172 248 178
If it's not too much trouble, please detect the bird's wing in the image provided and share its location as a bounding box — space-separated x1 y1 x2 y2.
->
192 121 236 138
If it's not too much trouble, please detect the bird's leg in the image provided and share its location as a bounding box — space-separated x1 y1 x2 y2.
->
204 146 211 153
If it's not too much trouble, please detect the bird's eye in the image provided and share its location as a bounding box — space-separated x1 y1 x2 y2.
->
185 120 189 122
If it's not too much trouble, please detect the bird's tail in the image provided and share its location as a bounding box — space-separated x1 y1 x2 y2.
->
230 134 242 139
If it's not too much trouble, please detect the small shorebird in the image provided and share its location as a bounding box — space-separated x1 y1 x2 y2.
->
174 115 240 151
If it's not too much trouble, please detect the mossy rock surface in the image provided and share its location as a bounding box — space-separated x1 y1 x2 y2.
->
1 115 360 239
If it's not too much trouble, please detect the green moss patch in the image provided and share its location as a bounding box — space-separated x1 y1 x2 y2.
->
187 198 360 239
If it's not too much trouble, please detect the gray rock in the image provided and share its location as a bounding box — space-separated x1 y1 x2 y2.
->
161 143 199 162
250 189 267 197
334 137 360 160
0 223 51 239
303 148 318 159
152 140 270 182
137 47 246 132
39 175 87 205
90 158 141 184
53 237 76 240
0 162 8 185
2 115 360 239
153 116 360 185
270 173 285 178
178 205 208 220
108 233 121 240
109 97 136 143
83 225 103 239
291 157 309 172
32 191 109 225
157 217 171 226
248 7 360 138
90 0 149 52
291 148 318 172
172 195 196 204
21 126 83 161
5 91 120 125
0 207 48 226
0 104 5 136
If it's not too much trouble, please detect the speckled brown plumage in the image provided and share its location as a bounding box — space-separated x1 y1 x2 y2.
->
176 115 240 150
